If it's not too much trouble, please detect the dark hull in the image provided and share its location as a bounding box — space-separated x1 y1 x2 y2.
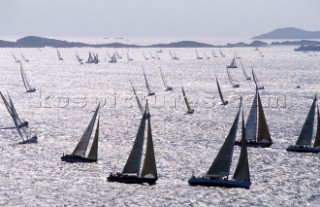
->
26 88 36 93
186 110 194 114
107 174 157 185
188 177 251 189
235 140 272 148
232 84 240 88
165 87 173 91
61 155 97 163
286 145 320 153
18 136 37 144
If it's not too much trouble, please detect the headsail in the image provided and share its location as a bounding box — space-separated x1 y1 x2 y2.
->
296 96 317 146
122 109 148 174
140 111 157 178
233 111 250 182
72 104 100 157
257 93 272 143
313 105 320 148
206 106 240 177
87 118 100 160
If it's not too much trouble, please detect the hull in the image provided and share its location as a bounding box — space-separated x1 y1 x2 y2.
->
18 136 37 144
232 84 240 88
107 174 157 185
148 92 155 96
188 177 251 189
61 155 97 163
26 88 36 93
286 145 320 153
235 140 272 148
165 87 173 91
187 110 194 114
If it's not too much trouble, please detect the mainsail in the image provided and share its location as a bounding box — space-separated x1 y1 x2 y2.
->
182 87 193 113
57 49 63 60
159 67 172 90
296 96 317 146
122 110 148 174
20 62 35 92
142 68 154 95
20 54 29 62
252 68 264 89
233 111 250 182
226 68 239 88
216 77 227 105
240 61 251 80
195 49 203 59
206 106 241 177
245 92 258 141
72 104 100 157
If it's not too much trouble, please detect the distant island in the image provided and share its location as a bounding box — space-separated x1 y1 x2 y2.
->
0 36 320 49
252 27 320 39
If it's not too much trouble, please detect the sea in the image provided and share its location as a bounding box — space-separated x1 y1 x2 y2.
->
0 37 319 206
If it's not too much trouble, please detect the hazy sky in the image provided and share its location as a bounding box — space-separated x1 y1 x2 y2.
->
1 0 319 40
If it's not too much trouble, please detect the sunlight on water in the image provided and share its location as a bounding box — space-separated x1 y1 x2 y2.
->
0 46 319 206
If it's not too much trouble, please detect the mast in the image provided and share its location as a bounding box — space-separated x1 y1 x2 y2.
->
72 104 100 157
296 96 317 146
256 93 272 143
313 105 320 147
206 105 241 178
140 111 157 178
122 107 148 174
245 91 258 141
87 118 99 160
233 110 250 182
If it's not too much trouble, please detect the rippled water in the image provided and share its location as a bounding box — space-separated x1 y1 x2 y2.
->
0 46 319 206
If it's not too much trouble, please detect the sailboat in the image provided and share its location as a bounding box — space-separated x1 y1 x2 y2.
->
235 90 272 147
159 67 172 91
92 53 99 64
195 49 203 60
129 80 144 115
12 54 21 63
211 50 218 58
169 51 179 60
155 52 160 60
240 61 251 80
61 104 100 162
188 101 251 189
219 48 225 58
127 52 133 61
19 62 36 93
252 68 264 90
57 49 63 60
142 68 155 96
257 48 264 57
149 51 155 59
204 52 210 59
286 96 320 153
76 52 83 64
20 54 29 62
216 77 228 105
109 53 117 63
182 87 194 114
107 101 158 185
226 68 240 88
227 57 238 68
142 52 149 61
116 51 122 59
0 91 37 144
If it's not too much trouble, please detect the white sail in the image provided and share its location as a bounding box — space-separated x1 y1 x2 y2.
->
109 53 117 63
245 92 258 141
127 52 133 61
252 68 264 89
206 106 241 177
195 49 203 60
240 61 251 80
12 53 20 63
159 67 172 90
20 54 29 62
72 104 100 157
76 52 83 64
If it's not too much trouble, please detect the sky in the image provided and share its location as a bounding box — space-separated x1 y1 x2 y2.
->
1 0 319 42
